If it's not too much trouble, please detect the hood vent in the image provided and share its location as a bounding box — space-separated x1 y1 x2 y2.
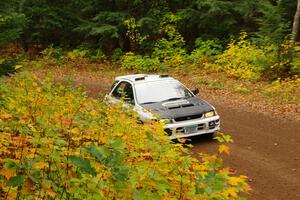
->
167 104 194 110
168 106 181 110
181 104 194 108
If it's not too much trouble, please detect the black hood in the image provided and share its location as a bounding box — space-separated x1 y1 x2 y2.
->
140 97 214 120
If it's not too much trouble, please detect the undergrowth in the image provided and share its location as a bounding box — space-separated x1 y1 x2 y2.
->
0 72 249 199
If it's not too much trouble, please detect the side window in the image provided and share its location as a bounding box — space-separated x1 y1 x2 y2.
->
112 81 134 103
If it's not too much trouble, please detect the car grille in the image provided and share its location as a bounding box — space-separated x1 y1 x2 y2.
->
174 114 203 122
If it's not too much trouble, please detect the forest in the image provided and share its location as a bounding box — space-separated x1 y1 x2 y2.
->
1 0 299 79
0 0 299 199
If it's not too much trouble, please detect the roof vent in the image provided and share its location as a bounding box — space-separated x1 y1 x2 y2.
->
135 77 145 81
159 74 169 78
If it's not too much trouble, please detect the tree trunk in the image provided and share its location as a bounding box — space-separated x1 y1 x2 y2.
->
292 0 300 43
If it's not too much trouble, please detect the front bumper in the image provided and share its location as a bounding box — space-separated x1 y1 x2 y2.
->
165 115 220 139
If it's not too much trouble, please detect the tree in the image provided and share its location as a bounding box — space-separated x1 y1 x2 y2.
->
292 0 300 43
0 0 26 46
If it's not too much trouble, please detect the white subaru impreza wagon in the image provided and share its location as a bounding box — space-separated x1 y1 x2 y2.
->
106 74 220 139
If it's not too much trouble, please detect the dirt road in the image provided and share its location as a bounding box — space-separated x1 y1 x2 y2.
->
191 101 300 200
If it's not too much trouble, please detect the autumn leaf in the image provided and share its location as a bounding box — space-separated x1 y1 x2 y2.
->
45 188 56 198
0 112 12 120
34 162 46 169
225 187 238 198
0 168 15 180
219 144 230 154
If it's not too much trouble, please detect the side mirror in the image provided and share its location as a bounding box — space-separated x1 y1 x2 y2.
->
191 88 199 95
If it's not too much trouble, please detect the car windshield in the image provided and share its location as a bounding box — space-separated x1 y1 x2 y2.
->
135 80 193 104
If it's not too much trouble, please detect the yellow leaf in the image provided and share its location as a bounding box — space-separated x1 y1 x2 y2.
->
218 167 230 175
219 144 230 154
70 128 80 134
15 65 23 70
225 187 238 198
228 176 247 186
36 87 42 93
32 82 38 87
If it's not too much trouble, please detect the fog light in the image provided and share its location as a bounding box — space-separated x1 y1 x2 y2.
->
209 121 216 129
164 128 172 136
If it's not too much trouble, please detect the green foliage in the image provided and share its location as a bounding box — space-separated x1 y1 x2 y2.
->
291 49 300 75
0 13 26 46
121 52 164 72
0 72 249 199
255 1 289 46
111 48 124 62
67 48 90 59
0 59 19 76
124 18 148 52
263 77 300 104
21 0 82 47
188 39 223 65
212 33 276 81
90 49 107 62
66 47 107 62
233 85 251 94
194 38 223 56
41 45 65 61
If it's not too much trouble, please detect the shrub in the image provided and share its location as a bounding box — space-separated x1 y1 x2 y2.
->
193 78 224 90
188 39 223 65
66 48 90 59
41 45 65 61
111 48 124 62
120 52 164 72
0 72 249 199
0 59 19 76
66 48 107 62
194 38 223 56
263 77 300 103
0 13 26 46
90 49 107 62
290 45 300 76
152 39 187 69
214 33 276 81
234 85 251 94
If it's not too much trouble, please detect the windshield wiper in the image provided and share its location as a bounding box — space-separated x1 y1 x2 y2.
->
162 97 183 102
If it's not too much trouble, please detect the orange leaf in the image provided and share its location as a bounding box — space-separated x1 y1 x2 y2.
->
45 188 56 198
34 162 46 169
0 168 15 180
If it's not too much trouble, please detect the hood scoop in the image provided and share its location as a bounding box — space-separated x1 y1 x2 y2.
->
162 100 194 110
167 104 194 110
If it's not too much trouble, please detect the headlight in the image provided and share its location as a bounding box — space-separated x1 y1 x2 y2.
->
204 111 216 118
159 118 172 124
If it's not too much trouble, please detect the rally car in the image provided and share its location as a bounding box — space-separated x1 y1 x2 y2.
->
106 74 220 139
